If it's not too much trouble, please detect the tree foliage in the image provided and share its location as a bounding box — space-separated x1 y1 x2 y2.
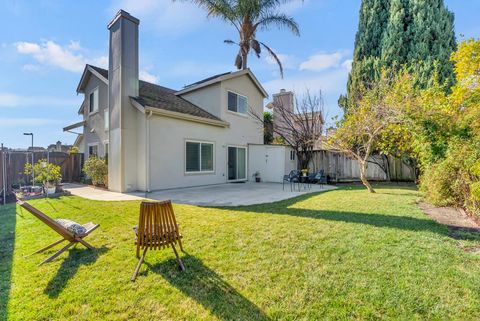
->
180 0 300 77
83 156 108 186
24 159 62 188
342 0 456 113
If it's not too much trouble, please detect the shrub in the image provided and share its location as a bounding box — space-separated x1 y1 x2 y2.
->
24 159 62 188
83 157 108 186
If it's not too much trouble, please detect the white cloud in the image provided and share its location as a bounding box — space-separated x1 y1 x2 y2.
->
110 0 206 36
15 40 107 73
299 52 343 72
22 64 41 72
0 93 81 108
279 0 309 14
139 70 159 83
342 59 353 72
265 53 297 70
0 118 63 126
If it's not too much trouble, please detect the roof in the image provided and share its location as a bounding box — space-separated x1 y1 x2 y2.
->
176 69 269 98
132 81 223 122
76 64 108 93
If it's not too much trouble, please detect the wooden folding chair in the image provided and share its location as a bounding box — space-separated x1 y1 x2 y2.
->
132 200 185 281
17 200 99 265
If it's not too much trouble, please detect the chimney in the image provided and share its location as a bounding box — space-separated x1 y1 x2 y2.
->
56 141 61 152
272 89 295 140
107 10 140 192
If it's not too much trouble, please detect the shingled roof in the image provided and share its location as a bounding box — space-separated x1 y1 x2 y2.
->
83 65 222 122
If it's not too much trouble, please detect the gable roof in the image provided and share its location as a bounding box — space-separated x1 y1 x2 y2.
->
132 81 223 122
176 69 268 98
76 65 225 124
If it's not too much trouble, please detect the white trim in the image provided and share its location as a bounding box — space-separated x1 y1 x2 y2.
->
76 65 108 93
88 86 99 115
175 69 268 98
104 109 109 131
146 107 229 128
184 139 216 175
227 145 248 182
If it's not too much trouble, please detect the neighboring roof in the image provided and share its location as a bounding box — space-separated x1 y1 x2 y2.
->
132 81 223 122
176 69 268 98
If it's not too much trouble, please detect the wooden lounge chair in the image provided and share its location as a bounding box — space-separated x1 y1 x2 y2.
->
132 200 185 282
17 200 99 265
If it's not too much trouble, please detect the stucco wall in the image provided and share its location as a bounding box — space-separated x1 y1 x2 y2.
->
82 75 109 158
181 83 222 118
248 144 297 183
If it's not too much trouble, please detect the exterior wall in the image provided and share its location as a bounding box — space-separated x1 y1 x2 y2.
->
248 144 297 183
82 75 109 158
181 83 222 118
147 116 232 190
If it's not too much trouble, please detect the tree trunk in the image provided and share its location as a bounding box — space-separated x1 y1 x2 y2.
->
359 160 375 193
242 51 248 70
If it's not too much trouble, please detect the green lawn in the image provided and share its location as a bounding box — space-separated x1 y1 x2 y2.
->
1 185 480 320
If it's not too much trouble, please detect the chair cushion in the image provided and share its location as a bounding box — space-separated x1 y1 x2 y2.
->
55 219 86 236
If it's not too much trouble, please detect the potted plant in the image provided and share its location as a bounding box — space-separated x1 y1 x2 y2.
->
253 171 261 183
24 159 62 195
301 169 308 177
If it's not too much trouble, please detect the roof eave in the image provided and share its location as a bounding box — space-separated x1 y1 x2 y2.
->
145 106 229 128
76 65 108 94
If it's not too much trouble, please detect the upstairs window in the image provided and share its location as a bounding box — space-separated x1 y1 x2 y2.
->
227 91 247 114
88 144 98 157
89 88 99 114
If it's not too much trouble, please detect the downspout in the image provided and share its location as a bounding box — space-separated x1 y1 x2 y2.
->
145 110 153 194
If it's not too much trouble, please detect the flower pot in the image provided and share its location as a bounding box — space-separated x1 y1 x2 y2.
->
46 186 56 195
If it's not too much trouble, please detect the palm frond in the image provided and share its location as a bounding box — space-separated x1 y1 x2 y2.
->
259 41 284 78
224 39 238 46
251 39 261 57
254 13 300 36
235 53 243 70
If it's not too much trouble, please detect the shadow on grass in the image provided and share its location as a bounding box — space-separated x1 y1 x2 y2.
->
0 204 16 321
146 255 269 321
44 246 108 298
214 186 478 241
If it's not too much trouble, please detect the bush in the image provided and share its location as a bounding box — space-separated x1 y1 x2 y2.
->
83 157 108 186
24 159 62 188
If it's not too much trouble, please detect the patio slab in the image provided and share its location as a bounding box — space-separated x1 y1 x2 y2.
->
142 182 337 206
63 182 336 206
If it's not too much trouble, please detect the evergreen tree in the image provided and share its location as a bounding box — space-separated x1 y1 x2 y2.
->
341 0 456 113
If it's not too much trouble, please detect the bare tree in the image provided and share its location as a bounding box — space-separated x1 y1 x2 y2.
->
251 90 324 169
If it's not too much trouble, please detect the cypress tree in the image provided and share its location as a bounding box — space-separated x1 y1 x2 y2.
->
341 0 456 113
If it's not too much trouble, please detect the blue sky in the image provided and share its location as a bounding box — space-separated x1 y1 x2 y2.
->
0 0 479 149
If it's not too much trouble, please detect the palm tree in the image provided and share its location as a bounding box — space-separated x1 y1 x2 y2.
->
183 0 301 78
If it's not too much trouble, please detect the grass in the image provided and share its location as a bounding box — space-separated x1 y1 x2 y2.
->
1 185 480 320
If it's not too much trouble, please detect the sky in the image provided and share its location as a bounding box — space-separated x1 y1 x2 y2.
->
0 0 479 149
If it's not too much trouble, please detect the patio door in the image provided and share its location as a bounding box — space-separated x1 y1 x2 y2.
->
228 146 247 181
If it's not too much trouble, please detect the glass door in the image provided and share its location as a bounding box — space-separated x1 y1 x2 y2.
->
228 146 247 181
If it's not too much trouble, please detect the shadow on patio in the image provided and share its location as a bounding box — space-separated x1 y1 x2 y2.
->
146 255 269 321
0 204 16 321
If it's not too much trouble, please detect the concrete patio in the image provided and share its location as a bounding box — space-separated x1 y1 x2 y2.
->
64 182 337 206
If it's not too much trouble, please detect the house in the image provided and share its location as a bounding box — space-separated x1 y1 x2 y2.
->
47 141 73 153
64 10 297 193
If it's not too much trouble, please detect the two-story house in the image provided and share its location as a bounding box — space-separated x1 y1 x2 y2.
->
64 10 297 193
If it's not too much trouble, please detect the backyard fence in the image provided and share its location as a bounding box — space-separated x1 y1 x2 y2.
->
307 150 415 182
0 150 84 192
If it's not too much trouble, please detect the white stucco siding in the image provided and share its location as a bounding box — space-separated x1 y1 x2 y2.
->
83 75 109 158
147 116 233 190
180 83 222 118
248 145 298 183
220 75 264 145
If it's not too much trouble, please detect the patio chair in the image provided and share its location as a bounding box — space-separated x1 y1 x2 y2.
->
132 200 185 282
317 170 328 187
283 170 301 191
17 200 99 265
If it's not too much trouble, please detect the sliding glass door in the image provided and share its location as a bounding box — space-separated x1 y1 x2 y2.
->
228 146 247 181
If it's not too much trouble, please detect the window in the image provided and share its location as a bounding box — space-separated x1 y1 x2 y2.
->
104 109 109 130
89 88 99 114
227 91 247 114
88 144 98 157
290 150 295 161
185 141 214 173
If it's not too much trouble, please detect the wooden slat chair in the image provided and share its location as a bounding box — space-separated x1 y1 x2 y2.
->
132 200 185 282
17 200 99 265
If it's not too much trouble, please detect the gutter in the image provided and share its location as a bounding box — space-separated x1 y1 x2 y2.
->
145 110 153 193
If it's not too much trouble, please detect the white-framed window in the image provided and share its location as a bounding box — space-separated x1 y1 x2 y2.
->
227 91 247 114
89 87 99 114
185 140 214 173
290 150 295 161
88 144 98 157
104 109 109 130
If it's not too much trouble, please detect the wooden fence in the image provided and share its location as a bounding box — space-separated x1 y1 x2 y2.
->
308 150 415 182
0 150 84 194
